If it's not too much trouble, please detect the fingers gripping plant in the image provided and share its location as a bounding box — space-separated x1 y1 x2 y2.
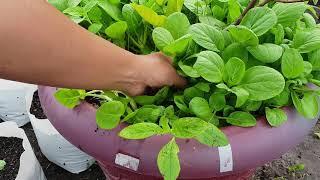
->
51 0 320 179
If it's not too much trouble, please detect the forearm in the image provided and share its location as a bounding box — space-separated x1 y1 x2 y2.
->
0 0 141 91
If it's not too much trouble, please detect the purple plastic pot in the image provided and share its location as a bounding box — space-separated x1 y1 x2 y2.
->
38 86 318 180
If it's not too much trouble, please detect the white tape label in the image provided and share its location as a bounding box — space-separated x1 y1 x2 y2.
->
115 153 140 171
218 144 233 173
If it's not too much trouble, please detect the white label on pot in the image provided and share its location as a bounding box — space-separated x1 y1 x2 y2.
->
218 144 233 172
115 153 139 171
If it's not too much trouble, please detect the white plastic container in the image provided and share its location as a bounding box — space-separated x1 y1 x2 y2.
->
26 88 96 174
0 121 46 180
0 79 37 126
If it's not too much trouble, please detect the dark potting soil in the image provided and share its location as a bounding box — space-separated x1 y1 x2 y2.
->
30 91 47 119
25 92 107 180
0 137 24 180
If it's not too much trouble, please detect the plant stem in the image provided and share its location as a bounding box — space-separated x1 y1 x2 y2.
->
86 94 113 101
87 90 103 94
234 0 259 25
128 35 144 50
258 0 273 6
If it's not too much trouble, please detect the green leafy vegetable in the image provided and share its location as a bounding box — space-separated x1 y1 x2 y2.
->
193 51 224 83
239 66 285 101
281 48 304 79
265 107 287 127
223 57 245 86
96 101 125 129
228 25 259 46
189 23 225 52
227 111 257 127
247 44 283 63
157 138 180 180
119 123 163 139
240 7 277 36
54 89 86 109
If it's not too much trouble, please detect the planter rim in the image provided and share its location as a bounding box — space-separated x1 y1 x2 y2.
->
38 86 318 179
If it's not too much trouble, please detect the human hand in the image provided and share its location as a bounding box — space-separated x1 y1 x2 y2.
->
123 53 186 96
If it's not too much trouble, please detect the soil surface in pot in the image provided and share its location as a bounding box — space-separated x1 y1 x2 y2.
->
1 91 319 180
0 137 24 180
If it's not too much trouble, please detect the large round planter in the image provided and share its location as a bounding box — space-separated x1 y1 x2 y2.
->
38 86 318 180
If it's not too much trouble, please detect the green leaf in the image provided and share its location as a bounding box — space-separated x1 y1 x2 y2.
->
193 51 224 83
303 61 313 76
178 61 200 78
303 13 316 28
227 111 257 127
154 86 170 104
152 27 175 50
240 7 277 36
105 21 128 39
315 132 320 139
184 0 210 15
163 34 192 55
232 86 249 108
68 0 82 7
281 48 304 79
240 66 285 101
265 107 287 127
119 123 163 139
157 138 180 180
87 6 103 23
48 0 68 11
240 100 262 112
194 82 210 92
0 160 6 171
222 43 248 63
308 49 320 71
223 57 245 86
88 23 102 34
172 117 208 138
271 24 285 45
174 95 189 112
293 29 320 53
183 86 205 102
122 4 142 33
272 2 307 27
134 96 156 105
195 123 229 147
96 101 125 129
166 0 185 15
199 16 226 29
247 44 283 63
98 0 122 21
228 25 259 46
268 86 290 107
228 0 241 23
189 97 212 120
83 0 98 12
133 107 163 123
63 6 86 17
292 92 319 119
209 93 226 111
159 116 171 132
131 3 166 26
54 89 85 109
189 23 225 52
164 12 190 39
212 5 226 21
